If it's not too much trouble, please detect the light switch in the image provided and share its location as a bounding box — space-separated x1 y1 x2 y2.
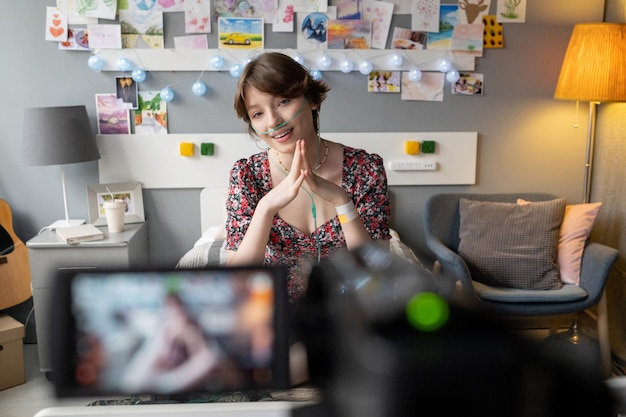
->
404 141 420 155
180 142 194 156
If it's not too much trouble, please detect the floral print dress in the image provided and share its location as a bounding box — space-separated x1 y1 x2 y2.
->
225 145 391 303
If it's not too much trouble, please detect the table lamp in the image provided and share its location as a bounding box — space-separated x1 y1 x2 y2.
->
554 23 626 347
22 105 100 229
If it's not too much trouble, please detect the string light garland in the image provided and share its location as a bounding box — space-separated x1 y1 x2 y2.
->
86 48 470 103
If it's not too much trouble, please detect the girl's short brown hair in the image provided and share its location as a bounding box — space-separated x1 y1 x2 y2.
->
234 52 330 137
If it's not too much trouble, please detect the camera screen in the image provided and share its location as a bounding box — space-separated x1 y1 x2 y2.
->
51 267 290 397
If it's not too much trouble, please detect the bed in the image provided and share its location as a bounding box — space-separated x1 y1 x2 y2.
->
176 187 423 269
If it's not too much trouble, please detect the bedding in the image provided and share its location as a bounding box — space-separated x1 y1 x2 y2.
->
176 227 422 269
177 187 424 270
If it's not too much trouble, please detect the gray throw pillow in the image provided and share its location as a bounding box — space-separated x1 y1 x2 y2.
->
457 198 566 290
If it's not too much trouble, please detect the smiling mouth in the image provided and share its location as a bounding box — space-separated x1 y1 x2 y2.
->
273 128 293 140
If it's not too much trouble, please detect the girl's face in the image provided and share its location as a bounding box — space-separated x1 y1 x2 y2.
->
245 87 316 151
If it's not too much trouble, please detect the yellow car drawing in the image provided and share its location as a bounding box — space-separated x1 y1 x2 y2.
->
224 33 252 45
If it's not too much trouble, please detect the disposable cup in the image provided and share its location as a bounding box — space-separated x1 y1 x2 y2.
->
104 199 126 233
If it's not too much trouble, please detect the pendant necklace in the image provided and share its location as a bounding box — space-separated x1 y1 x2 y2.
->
276 139 329 174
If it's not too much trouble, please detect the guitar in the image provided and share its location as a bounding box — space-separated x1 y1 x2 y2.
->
0 199 32 309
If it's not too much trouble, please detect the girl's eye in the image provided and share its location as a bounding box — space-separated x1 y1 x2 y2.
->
278 98 290 106
250 111 262 119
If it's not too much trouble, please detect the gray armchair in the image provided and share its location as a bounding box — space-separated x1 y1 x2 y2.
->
423 193 619 377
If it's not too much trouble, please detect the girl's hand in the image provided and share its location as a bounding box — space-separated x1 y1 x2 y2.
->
299 140 349 205
260 140 306 213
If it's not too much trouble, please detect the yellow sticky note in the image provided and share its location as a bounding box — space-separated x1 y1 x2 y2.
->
180 142 194 156
404 141 420 155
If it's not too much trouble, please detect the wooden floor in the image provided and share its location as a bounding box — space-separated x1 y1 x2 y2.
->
4 334 626 417
0 344 113 417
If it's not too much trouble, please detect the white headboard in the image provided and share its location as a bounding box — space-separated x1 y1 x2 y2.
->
98 132 478 188
200 186 228 233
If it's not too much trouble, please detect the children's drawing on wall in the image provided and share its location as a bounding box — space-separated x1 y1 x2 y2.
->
119 9 164 48
401 72 444 102
273 0 295 32
116 76 138 110
135 91 168 135
368 71 401 93
327 19 372 49
452 72 484 95
384 0 410 14
58 27 90 50
184 0 211 33
86 24 122 49
118 0 185 13
330 0 360 19
427 4 458 50
483 15 504 48
362 0 394 49
215 0 278 23
70 0 117 19
46 6 68 42
497 0 526 23
95 93 131 135
411 0 440 33
458 0 491 24
391 27 427 50
218 18 264 49
451 23 484 56
174 35 209 49
293 0 328 13
297 10 335 49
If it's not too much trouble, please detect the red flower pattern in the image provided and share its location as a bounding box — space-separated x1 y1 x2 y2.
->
225 146 390 303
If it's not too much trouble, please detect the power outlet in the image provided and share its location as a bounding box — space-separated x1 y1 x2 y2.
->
388 160 437 171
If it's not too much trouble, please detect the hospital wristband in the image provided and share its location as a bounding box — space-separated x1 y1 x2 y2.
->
336 201 358 224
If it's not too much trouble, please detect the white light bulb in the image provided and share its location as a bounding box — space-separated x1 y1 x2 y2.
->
408 68 422 83
210 55 225 70
87 55 104 72
389 53 403 68
293 54 304 65
359 61 373 75
439 58 452 73
116 57 132 72
131 68 147 83
192 81 207 96
160 87 175 102
446 70 460 83
339 58 353 73
230 63 243 78
317 54 332 70
310 69 322 81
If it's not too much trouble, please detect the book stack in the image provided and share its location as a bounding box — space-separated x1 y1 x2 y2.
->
55 224 104 244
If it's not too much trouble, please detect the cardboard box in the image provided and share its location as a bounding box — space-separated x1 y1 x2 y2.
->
0 314 25 390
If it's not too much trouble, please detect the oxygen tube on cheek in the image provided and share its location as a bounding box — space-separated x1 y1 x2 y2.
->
251 99 307 135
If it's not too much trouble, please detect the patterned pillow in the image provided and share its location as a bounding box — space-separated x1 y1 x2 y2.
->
457 198 566 290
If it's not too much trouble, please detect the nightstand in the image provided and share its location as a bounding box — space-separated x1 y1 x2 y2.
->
26 222 149 373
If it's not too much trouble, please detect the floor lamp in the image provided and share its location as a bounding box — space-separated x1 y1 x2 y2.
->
554 23 626 344
22 105 101 229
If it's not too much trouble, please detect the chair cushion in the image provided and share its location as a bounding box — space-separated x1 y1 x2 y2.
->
519 199 602 285
457 197 566 290
473 281 588 303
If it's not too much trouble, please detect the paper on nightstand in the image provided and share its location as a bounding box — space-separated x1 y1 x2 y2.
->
55 224 104 244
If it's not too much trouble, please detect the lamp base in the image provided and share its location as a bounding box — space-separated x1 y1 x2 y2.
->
47 219 87 230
